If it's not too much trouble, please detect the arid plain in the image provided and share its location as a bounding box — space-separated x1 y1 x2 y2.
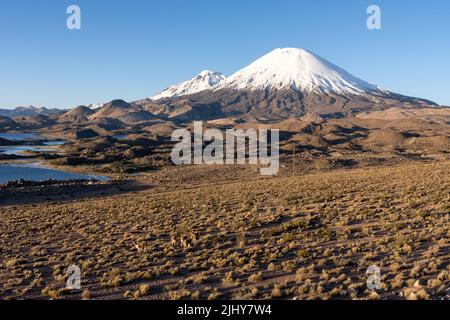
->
0 156 449 300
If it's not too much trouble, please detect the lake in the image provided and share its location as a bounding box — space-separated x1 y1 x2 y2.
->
113 135 128 139
0 132 41 141
0 146 56 155
0 132 106 183
0 164 107 184
0 131 65 155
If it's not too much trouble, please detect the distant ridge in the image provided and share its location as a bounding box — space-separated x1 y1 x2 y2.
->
0 106 65 118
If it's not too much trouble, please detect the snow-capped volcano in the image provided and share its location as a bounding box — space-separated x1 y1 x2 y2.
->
137 48 435 122
215 48 379 95
151 70 225 100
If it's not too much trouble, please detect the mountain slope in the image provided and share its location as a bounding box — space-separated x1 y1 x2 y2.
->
151 70 225 100
0 116 17 130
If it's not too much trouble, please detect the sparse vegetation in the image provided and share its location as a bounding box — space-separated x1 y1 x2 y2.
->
0 161 448 300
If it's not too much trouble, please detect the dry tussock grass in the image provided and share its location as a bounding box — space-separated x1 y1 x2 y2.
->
0 161 448 300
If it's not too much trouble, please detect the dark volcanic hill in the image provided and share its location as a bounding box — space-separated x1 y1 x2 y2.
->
0 116 17 130
57 105 95 123
89 99 156 125
12 114 56 129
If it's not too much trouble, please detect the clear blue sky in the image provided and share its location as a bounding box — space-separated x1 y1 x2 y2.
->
1 0 449 108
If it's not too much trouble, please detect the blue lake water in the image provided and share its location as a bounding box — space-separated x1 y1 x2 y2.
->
0 164 107 184
0 132 105 183
0 146 56 155
43 141 66 146
0 132 40 141
0 132 65 155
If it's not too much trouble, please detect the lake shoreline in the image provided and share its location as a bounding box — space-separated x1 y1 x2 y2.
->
0 177 141 207
0 162 110 184
0 130 142 206
0 130 119 183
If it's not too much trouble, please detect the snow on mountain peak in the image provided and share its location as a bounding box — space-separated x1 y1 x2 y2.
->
216 48 378 95
151 70 225 100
